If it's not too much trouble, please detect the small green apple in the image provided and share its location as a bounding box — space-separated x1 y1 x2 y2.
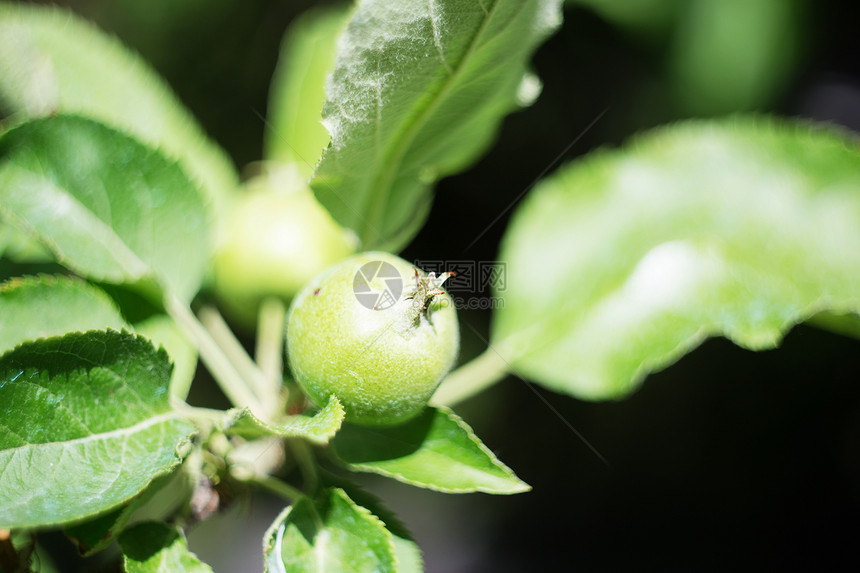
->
286 252 459 426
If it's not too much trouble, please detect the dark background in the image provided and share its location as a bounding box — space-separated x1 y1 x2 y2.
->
17 0 860 571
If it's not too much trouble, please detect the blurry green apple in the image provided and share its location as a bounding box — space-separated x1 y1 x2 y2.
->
213 164 355 327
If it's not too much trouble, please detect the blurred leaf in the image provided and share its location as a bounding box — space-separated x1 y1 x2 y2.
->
134 314 197 400
1 530 34 573
0 115 212 302
392 535 423 572
569 0 681 37
262 488 396 573
808 310 860 341
670 0 805 114
0 330 195 529
0 3 237 216
212 169 356 329
64 506 131 557
331 406 529 494
120 521 213 573
224 395 344 446
2 531 62 573
493 118 860 400
311 0 563 251
0 220 52 262
0 275 126 354
266 4 351 175
0 275 197 398
63 470 183 557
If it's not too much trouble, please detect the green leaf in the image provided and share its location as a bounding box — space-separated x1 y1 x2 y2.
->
0 3 237 216
568 0 681 36
493 117 860 401
331 406 529 494
224 395 344 446
311 0 563 251
0 115 212 302
0 275 198 399
265 4 351 175
0 275 126 354
0 221 52 262
808 311 860 342
392 536 424 573
316 474 424 572
263 488 396 573
669 0 802 114
64 466 194 556
0 330 195 529
320 471 424 573
134 314 197 400
317 468 417 541
119 521 213 573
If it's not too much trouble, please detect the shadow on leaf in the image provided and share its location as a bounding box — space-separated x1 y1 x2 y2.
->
330 408 436 463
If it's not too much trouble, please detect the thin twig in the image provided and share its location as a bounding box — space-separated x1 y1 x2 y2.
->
291 440 318 494
198 305 272 410
431 346 511 406
249 475 305 502
164 296 267 418
255 297 287 400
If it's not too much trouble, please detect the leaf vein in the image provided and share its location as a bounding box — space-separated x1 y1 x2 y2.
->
0 411 180 455
427 0 453 74
363 0 501 241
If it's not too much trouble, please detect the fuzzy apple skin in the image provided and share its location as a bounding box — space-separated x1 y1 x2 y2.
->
286 252 459 426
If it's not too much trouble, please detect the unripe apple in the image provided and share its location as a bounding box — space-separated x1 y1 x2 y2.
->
213 165 354 327
286 252 459 426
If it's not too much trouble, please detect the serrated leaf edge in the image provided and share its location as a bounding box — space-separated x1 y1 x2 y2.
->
223 396 345 446
340 406 531 495
493 115 860 399
262 489 398 573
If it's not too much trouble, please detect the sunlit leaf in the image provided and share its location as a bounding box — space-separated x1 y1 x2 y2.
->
224 395 344 446
266 4 351 175
494 117 860 400
0 221 52 262
0 115 211 302
0 330 195 528
0 274 125 354
263 488 396 573
317 468 420 557
392 536 424 573
312 0 562 251
331 406 529 494
63 470 186 557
